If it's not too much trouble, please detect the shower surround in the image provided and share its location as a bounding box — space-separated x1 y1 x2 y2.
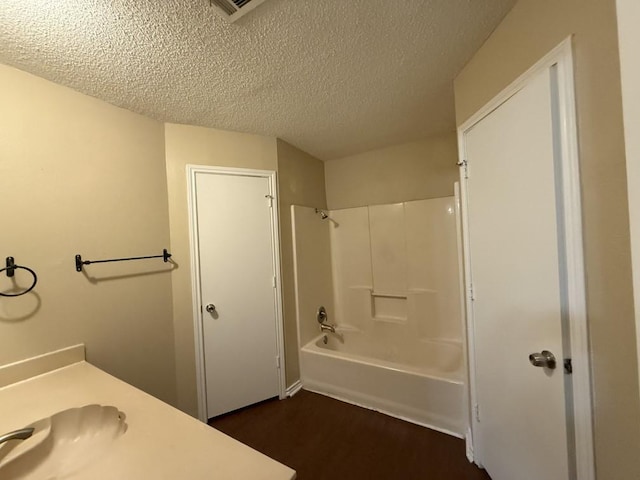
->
291 195 466 436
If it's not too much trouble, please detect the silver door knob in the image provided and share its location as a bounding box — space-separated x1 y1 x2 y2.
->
529 350 556 369
205 304 216 313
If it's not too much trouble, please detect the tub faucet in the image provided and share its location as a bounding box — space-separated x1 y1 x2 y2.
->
0 428 34 446
320 323 336 334
317 306 336 333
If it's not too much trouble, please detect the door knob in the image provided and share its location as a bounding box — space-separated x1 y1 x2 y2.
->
529 350 556 369
205 304 216 313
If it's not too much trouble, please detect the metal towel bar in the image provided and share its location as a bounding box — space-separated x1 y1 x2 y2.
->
75 249 172 272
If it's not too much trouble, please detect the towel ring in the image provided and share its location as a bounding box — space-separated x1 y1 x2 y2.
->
0 265 38 297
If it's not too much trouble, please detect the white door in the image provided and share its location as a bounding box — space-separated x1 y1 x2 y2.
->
194 170 280 418
463 68 572 479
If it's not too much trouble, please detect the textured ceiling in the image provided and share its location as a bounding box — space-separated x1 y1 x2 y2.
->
0 0 515 160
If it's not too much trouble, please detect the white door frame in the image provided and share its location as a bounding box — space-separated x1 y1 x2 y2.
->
457 37 594 479
187 164 287 422
617 0 640 402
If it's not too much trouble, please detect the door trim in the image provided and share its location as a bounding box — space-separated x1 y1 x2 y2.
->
186 164 287 422
457 37 594 480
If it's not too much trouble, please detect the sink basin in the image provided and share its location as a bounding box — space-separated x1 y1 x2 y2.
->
0 405 127 479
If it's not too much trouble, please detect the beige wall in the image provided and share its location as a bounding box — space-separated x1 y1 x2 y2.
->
164 124 278 416
324 133 459 210
0 64 177 405
617 0 640 398
454 1 640 477
276 139 327 385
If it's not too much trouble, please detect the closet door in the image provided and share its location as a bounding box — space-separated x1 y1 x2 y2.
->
194 170 280 418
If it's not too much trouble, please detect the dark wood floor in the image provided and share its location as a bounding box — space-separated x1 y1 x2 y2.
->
209 390 491 480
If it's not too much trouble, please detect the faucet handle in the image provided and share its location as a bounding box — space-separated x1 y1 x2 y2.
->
317 306 328 324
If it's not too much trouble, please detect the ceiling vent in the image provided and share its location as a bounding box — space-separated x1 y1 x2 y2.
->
209 0 269 22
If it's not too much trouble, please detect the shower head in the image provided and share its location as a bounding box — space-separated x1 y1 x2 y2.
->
315 208 329 220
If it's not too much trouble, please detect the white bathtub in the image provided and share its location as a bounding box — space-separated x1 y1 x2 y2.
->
300 328 465 437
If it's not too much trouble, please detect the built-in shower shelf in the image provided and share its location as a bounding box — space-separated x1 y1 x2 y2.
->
372 315 408 324
370 291 408 299
370 291 407 322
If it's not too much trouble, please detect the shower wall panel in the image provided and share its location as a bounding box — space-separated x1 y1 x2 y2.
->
405 198 462 341
329 197 462 342
328 207 372 330
369 203 408 294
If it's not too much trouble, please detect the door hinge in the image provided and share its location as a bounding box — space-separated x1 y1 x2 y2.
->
276 356 281 369
272 276 276 288
474 403 480 422
457 159 469 179
564 358 573 375
469 283 475 302
265 194 274 207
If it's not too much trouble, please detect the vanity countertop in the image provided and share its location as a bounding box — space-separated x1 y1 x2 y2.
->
0 358 296 479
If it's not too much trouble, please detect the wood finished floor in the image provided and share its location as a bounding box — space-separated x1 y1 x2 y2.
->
209 390 491 480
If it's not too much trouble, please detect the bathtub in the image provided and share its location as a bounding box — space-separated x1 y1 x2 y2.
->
300 328 465 437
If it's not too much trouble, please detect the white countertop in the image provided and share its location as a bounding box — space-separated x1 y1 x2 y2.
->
0 359 296 479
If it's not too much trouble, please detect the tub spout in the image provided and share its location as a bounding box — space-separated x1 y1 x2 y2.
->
0 428 34 445
320 323 336 334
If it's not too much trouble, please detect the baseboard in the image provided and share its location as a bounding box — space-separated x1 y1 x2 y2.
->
286 379 303 397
